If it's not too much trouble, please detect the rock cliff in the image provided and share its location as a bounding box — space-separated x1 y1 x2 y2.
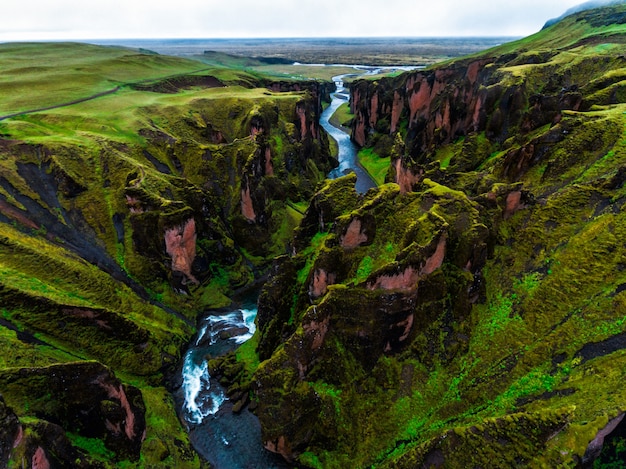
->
243 5 626 467
0 43 335 467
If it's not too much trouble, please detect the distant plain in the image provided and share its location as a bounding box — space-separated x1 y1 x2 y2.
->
91 36 516 66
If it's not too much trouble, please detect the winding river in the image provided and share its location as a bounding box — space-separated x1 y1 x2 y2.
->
321 72 377 193
176 66 412 468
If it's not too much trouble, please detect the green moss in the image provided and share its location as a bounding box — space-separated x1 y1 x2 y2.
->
235 331 261 376
137 385 200 468
329 102 353 128
355 256 374 283
357 147 390 186
299 451 324 469
66 433 116 461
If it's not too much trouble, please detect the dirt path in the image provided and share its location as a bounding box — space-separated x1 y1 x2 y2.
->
0 66 217 122
0 87 121 121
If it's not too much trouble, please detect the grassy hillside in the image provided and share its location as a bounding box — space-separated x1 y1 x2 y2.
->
0 41 334 468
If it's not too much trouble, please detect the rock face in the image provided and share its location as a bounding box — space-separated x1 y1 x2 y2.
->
246 5 626 468
0 395 20 468
165 218 198 285
0 43 337 468
253 178 493 461
0 362 145 464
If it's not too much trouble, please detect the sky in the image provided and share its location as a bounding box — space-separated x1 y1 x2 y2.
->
0 1 591 41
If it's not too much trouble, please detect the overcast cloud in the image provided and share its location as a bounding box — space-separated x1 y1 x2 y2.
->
0 1 588 41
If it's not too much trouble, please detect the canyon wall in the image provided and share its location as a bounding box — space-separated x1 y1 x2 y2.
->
238 6 626 468
0 51 335 468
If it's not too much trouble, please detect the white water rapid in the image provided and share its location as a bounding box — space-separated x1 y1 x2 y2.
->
178 304 288 468
181 308 256 425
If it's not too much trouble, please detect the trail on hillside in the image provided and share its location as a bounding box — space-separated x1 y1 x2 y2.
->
0 87 121 121
0 67 216 122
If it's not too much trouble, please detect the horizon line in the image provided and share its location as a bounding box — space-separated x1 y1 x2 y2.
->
0 35 524 43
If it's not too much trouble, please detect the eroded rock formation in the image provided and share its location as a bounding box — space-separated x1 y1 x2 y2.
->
242 5 626 468
0 362 146 464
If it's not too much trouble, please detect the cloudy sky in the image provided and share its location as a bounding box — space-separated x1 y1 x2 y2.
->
0 1 590 41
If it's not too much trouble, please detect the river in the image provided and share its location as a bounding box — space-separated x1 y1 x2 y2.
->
176 299 289 468
175 66 411 468
321 71 377 193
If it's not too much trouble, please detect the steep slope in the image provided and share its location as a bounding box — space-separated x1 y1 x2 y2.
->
241 5 626 468
543 0 626 29
0 43 334 467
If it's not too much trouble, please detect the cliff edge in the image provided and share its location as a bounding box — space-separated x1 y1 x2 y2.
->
244 5 626 467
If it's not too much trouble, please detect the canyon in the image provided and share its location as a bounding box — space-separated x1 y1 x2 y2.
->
2 3 626 468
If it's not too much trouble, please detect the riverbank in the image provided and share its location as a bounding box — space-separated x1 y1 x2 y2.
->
176 302 289 468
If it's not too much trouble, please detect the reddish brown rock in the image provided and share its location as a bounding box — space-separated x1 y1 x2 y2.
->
164 218 198 284
349 56 554 162
421 235 447 275
264 147 274 176
94 378 138 440
340 218 369 249
367 235 446 291
0 199 39 230
303 315 330 350
472 95 483 131
466 60 482 84
368 266 419 291
296 104 308 141
397 314 414 342
391 91 404 133
264 436 293 462
0 362 146 461
353 110 367 147
310 269 336 298
370 92 379 127
394 159 424 194
503 190 524 219
31 446 50 469
241 185 256 222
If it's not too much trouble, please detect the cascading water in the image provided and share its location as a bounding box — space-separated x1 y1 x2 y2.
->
177 305 288 468
176 64 418 468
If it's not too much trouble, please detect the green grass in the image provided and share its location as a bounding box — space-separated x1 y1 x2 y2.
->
0 39 344 469
330 102 353 128
357 147 390 185
0 42 209 115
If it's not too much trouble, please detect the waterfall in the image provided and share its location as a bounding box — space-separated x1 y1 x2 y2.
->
180 308 256 426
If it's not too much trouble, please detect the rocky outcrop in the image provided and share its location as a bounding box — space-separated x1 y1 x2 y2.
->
381 407 575 468
351 58 496 152
165 218 198 285
13 419 104 469
253 178 493 461
349 38 613 184
240 184 257 222
247 6 626 468
0 362 146 461
339 217 372 249
0 43 344 469
0 395 20 467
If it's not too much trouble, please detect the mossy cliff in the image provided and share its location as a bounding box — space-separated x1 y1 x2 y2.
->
241 5 626 468
0 43 334 467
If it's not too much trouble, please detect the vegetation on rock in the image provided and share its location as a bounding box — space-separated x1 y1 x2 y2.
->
4 4 626 467
243 5 626 468
0 42 335 467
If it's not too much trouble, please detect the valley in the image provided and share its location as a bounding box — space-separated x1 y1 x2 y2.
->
1 3 626 468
